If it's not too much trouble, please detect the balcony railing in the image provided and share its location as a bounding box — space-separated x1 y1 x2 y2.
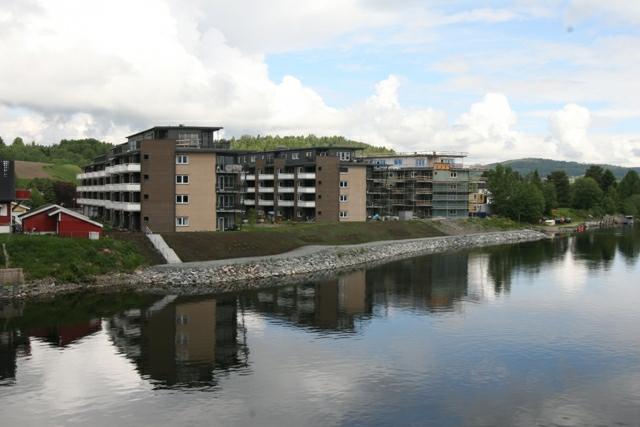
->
258 174 274 180
277 187 295 193
277 173 295 180
105 163 141 174
77 170 107 180
106 201 141 212
297 172 316 179
77 185 106 192
258 187 274 193
297 186 316 194
105 183 141 192
297 200 316 208
277 200 295 207
246 187 256 193
258 199 274 206
244 199 256 205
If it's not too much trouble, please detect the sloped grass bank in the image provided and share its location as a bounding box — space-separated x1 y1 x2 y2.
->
163 221 445 262
0 235 146 282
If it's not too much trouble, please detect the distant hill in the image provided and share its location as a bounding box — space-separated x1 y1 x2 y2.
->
487 158 640 179
15 160 80 184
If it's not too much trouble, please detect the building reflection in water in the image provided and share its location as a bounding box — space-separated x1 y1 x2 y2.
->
108 296 248 388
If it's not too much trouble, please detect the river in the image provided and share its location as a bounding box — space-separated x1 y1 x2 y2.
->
1 227 639 426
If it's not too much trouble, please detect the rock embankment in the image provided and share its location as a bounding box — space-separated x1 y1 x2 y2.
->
137 229 548 292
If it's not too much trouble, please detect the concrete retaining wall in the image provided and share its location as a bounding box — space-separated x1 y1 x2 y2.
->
0 268 24 286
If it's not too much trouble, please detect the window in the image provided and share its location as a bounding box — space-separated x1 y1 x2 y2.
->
176 314 189 325
143 154 149 160
250 155 256 163
339 195 348 202
144 174 149 180
292 152 299 160
339 180 348 188
143 216 149 222
176 194 189 204
416 159 426 167
394 159 403 166
451 172 457 178
176 216 189 227
305 151 312 158
340 166 348 174
176 175 189 184
339 210 349 218
317 166 322 171
176 155 189 164
338 151 351 161
144 194 149 200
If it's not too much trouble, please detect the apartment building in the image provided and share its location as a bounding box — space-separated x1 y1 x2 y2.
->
237 147 367 223
362 152 470 219
77 126 233 233
77 126 367 232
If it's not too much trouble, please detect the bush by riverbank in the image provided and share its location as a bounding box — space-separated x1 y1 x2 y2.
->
0 235 147 281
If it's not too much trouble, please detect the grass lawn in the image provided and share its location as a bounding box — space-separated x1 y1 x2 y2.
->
163 221 445 262
43 163 82 183
0 235 147 281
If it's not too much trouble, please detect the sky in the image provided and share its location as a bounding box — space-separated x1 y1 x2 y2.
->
1 0 640 165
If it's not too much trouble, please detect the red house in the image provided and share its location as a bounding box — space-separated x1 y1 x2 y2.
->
20 204 103 238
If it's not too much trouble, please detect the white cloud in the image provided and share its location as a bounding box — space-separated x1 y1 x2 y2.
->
0 0 639 167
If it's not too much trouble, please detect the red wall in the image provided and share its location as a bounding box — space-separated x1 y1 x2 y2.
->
58 212 102 238
22 210 58 233
0 202 9 226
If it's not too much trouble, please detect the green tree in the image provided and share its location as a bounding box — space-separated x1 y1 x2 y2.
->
486 165 521 218
12 137 24 147
584 165 604 186
618 171 640 198
541 181 558 214
600 169 617 192
602 188 619 215
0 136 4 147
512 181 545 223
572 177 603 210
547 171 571 206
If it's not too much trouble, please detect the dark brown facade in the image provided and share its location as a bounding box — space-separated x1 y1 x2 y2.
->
315 156 340 222
141 140 176 232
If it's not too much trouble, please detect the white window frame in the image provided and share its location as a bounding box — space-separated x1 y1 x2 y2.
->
176 175 189 184
416 159 426 167
176 155 189 165
176 216 189 227
339 210 348 218
291 152 299 160
338 151 351 161
394 159 403 166
339 195 348 203
339 180 348 188
176 194 189 204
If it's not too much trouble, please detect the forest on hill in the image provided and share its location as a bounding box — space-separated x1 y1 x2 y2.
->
490 158 640 179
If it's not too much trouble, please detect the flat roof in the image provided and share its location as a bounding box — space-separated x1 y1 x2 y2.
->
127 125 224 139
239 146 364 155
361 151 467 159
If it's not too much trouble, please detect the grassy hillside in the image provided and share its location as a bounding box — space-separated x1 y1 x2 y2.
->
0 235 147 281
489 158 640 179
15 160 80 184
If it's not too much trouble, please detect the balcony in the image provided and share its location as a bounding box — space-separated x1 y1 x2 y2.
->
277 200 294 207
277 173 294 180
105 163 141 174
258 199 274 206
297 172 316 179
77 170 107 180
105 183 141 192
258 174 275 180
77 185 106 192
258 187 274 193
244 199 256 205
106 201 141 212
277 187 294 193
77 198 108 207
246 187 256 193
297 186 316 194
241 174 256 181
297 200 316 208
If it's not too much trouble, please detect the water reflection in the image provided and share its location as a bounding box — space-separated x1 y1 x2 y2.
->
1 228 639 426
108 296 248 388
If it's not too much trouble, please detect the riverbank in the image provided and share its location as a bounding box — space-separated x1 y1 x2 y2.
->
1 228 548 299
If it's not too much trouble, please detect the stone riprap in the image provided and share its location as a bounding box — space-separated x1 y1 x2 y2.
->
137 229 548 291
0 229 548 299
